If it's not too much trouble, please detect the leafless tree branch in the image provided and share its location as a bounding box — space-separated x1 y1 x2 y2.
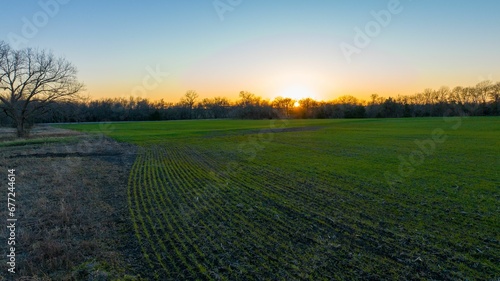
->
0 41 84 137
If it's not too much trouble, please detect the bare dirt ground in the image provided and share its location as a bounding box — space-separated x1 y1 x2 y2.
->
0 126 145 280
0 125 82 141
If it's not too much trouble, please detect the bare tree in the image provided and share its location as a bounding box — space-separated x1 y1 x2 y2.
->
200 97 230 119
181 90 198 108
238 91 261 107
0 41 84 137
180 90 198 119
283 97 296 117
298 97 317 118
490 82 500 114
475 80 493 104
490 82 500 103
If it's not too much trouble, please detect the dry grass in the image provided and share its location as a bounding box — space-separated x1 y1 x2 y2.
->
0 128 144 280
0 125 81 141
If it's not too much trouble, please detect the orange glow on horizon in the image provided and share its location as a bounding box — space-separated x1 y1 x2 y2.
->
83 75 473 104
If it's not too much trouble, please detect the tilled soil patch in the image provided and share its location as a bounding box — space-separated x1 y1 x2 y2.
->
0 133 146 280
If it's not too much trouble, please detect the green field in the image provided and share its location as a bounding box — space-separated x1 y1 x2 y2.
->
59 117 500 280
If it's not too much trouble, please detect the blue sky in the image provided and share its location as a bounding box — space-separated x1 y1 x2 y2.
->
1 0 499 101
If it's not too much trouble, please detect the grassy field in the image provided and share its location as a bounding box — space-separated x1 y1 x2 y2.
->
59 117 499 280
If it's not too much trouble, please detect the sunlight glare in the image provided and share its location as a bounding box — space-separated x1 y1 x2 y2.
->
277 85 317 102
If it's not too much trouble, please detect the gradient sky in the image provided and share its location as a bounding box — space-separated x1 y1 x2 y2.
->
1 0 499 102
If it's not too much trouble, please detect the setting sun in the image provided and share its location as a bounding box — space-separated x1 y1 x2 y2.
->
276 84 318 102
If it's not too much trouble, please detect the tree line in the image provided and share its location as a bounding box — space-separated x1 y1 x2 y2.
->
1 81 499 127
1 41 499 137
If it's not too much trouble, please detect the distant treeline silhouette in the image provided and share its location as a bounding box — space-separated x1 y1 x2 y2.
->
1 81 499 126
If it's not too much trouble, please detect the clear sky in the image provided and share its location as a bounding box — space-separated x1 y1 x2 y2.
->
1 0 499 102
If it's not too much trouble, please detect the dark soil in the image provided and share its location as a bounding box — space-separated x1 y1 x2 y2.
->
0 129 147 280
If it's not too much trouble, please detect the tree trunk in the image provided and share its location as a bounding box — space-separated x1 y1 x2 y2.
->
16 119 28 138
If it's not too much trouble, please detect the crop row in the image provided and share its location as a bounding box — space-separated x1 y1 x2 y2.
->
127 132 498 280
127 142 364 279
182 133 498 279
